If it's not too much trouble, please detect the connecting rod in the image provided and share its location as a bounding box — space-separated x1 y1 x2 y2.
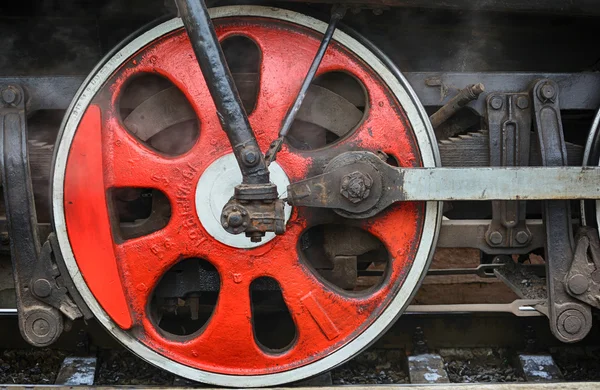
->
175 0 270 184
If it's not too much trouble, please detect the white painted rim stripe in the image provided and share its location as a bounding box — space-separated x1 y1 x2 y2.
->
51 6 441 387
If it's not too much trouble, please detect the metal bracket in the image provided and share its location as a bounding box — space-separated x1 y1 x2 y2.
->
565 227 600 309
0 84 63 346
486 93 532 248
31 233 93 321
531 79 592 343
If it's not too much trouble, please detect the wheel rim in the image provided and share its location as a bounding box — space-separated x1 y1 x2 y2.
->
52 6 440 386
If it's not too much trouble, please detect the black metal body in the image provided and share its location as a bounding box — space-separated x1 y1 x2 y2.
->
284 0 600 16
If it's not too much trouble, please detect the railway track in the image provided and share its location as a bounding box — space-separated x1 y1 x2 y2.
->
0 312 599 387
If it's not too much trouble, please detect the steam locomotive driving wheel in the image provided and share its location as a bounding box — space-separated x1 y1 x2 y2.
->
52 6 440 386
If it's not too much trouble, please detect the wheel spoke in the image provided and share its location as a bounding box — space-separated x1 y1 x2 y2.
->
115 224 201 322
187 275 261 360
250 33 313 141
102 116 177 189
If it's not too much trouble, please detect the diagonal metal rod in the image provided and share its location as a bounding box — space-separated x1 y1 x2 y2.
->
175 0 270 184
265 6 346 165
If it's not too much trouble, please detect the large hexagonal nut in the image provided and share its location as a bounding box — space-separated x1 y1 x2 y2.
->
340 171 373 204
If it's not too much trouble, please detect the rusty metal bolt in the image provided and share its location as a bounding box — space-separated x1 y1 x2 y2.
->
340 171 373 203
488 231 503 245
516 96 529 109
227 211 244 228
249 232 264 243
490 96 503 110
515 230 530 245
242 149 258 166
567 274 589 295
539 82 556 101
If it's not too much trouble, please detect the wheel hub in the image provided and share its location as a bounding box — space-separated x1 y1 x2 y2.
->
195 153 291 248
52 6 440 386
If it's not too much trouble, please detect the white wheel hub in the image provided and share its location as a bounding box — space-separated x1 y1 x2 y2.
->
195 153 292 248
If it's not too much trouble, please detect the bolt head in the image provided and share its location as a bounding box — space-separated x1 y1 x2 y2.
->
1 87 18 105
563 314 583 335
242 149 258 166
33 279 52 298
489 231 503 245
568 274 589 295
249 232 264 243
515 230 530 245
539 83 556 100
32 318 50 337
227 211 244 228
516 96 529 109
490 96 503 110
340 171 372 203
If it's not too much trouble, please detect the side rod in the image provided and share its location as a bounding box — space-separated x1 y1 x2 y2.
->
175 0 269 184
287 152 600 213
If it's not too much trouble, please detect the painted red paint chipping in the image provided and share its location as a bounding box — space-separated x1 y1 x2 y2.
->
63 105 132 329
62 16 426 375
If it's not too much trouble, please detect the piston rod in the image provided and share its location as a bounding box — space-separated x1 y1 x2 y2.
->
175 0 269 184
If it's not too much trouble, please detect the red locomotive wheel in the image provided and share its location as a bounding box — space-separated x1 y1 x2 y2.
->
52 6 440 386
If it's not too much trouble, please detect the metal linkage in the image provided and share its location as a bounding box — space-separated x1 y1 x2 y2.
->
429 83 484 128
565 227 600 310
175 0 269 185
0 84 63 346
531 79 591 343
30 233 92 321
407 300 546 317
287 152 600 215
438 219 546 255
176 0 292 242
265 6 346 165
485 92 532 248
